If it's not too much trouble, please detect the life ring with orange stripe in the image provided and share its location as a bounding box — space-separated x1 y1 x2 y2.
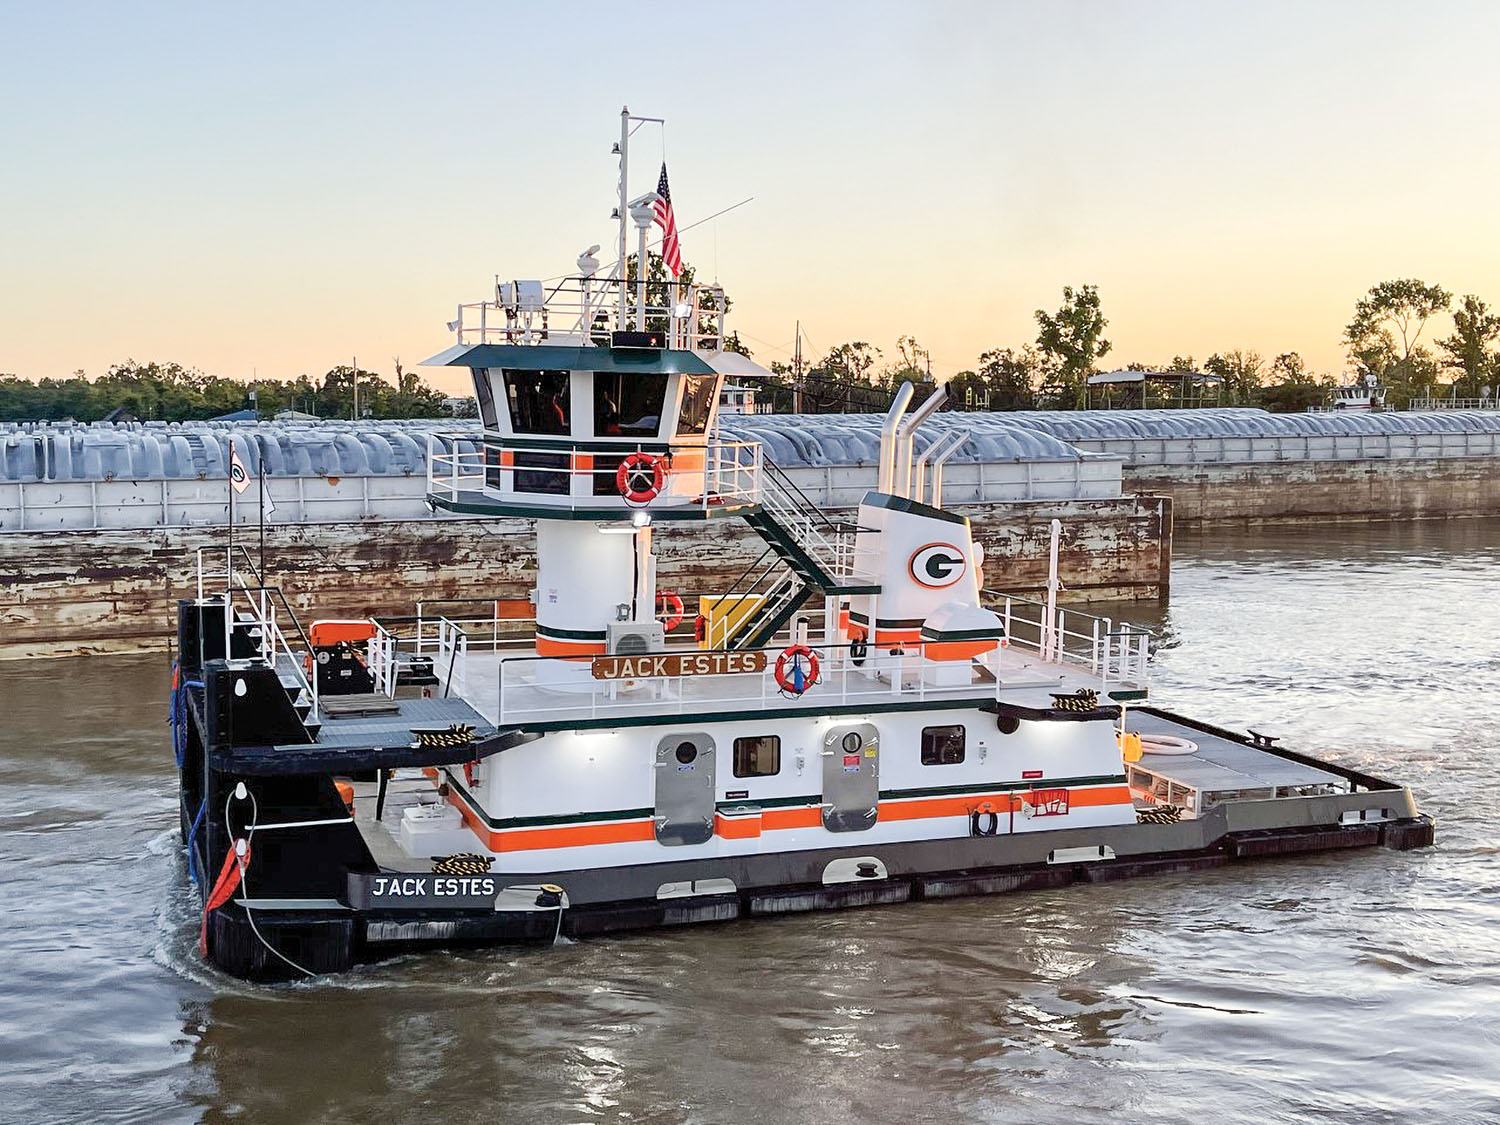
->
617 452 665 504
774 644 820 695
655 591 685 632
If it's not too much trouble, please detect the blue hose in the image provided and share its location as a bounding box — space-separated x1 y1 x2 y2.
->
186 797 207 885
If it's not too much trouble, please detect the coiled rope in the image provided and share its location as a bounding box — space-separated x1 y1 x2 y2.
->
1135 804 1184 825
412 723 476 750
1050 688 1099 712
431 852 494 876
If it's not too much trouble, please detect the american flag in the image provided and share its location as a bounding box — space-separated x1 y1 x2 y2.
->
653 163 682 277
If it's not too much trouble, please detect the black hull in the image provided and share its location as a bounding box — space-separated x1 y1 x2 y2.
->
193 811 1434 982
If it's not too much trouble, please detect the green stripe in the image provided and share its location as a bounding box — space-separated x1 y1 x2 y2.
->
503 694 994 733
716 793 819 811
861 491 970 526
535 623 607 641
446 769 1126 831
880 773 1128 800
920 626 1004 641
484 434 676 453
429 492 750 523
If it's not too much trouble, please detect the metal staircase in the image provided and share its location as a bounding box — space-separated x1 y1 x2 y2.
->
710 458 879 651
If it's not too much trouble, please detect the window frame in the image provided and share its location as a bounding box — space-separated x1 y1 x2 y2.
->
502 369 572 436
676 374 717 436
920 724 966 766
732 734 781 778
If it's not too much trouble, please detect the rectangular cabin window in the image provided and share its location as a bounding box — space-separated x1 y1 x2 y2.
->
504 370 570 436
595 372 667 437
676 374 717 436
920 725 966 766
733 735 781 778
473 370 498 431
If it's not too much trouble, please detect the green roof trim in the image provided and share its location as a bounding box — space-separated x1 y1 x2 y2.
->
860 491 971 526
427 344 718 375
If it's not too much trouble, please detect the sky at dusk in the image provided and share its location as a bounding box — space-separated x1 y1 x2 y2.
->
3 1 1499 395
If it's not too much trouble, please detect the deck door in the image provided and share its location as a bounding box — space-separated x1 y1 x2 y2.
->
653 732 717 846
822 723 880 832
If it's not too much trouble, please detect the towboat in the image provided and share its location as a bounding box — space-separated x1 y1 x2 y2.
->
172 110 1433 980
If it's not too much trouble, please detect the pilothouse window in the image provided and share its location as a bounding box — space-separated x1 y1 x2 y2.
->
504 370 571 435
733 735 781 778
677 374 716 435
921 725 966 766
595 372 667 437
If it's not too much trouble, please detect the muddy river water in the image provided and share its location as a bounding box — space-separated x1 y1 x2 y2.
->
2 518 1497 1123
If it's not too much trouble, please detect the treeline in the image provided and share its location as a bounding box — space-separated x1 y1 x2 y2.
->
757 278 1500 413
0 361 457 423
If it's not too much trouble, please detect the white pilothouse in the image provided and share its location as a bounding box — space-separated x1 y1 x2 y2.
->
173 110 1431 980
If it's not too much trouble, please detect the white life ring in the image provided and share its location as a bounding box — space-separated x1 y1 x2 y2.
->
1139 734 1199 756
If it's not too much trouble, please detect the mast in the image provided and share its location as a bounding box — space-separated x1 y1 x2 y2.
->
793 321 803 413
617 106 630 328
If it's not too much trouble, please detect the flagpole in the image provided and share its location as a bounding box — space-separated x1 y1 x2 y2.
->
258 437 267 582
227 437 235 594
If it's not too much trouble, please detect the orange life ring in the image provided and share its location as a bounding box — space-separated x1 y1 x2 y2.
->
774 644 820 695
617 452 665 504
655 591 685 632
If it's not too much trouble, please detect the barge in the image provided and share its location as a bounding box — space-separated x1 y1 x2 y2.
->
173 110 1433 980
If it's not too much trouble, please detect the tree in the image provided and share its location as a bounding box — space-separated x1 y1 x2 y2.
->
1344 278 1451 407
968 346 1039 410
1202 350 1264 405
1034 284 1111 409
1258 351 1330 413
1436 294 1500 399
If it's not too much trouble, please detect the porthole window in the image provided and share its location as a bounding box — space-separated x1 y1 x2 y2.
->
675 741 698 765
841 732 863 754
921 725 966 766
733 735 780 778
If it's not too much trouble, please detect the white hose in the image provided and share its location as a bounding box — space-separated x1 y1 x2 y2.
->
1139 733 1199 756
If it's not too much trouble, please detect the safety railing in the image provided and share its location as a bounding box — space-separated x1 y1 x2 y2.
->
985 588 1152 689
424 432 765 515
1408 397 1500 411
757 456 861 583
194 545 322 721
447 275 730 352
490 640 991 727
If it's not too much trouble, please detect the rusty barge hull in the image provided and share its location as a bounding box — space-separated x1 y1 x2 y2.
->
0 495 1170 660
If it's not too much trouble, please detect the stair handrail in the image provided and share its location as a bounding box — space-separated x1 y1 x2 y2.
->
707 552 790 649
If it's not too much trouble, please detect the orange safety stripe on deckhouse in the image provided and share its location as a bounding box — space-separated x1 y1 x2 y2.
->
438 784 1133 855
535 636 607 659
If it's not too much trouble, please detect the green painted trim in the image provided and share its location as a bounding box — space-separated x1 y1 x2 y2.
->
483 433 675 453
880 773 1128 800
443 772 655 830
847 612 927 629
500 694 995 734
444 766 1128 831
441 344 717 375
861 491 970 526
535 623 607 641
1108 689 1150 702
920 626 1005 641
715 793 819 812
429 492 749 523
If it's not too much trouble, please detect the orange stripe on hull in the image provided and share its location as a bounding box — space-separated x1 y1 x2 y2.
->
535 636 607 658
430 786 1135 857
